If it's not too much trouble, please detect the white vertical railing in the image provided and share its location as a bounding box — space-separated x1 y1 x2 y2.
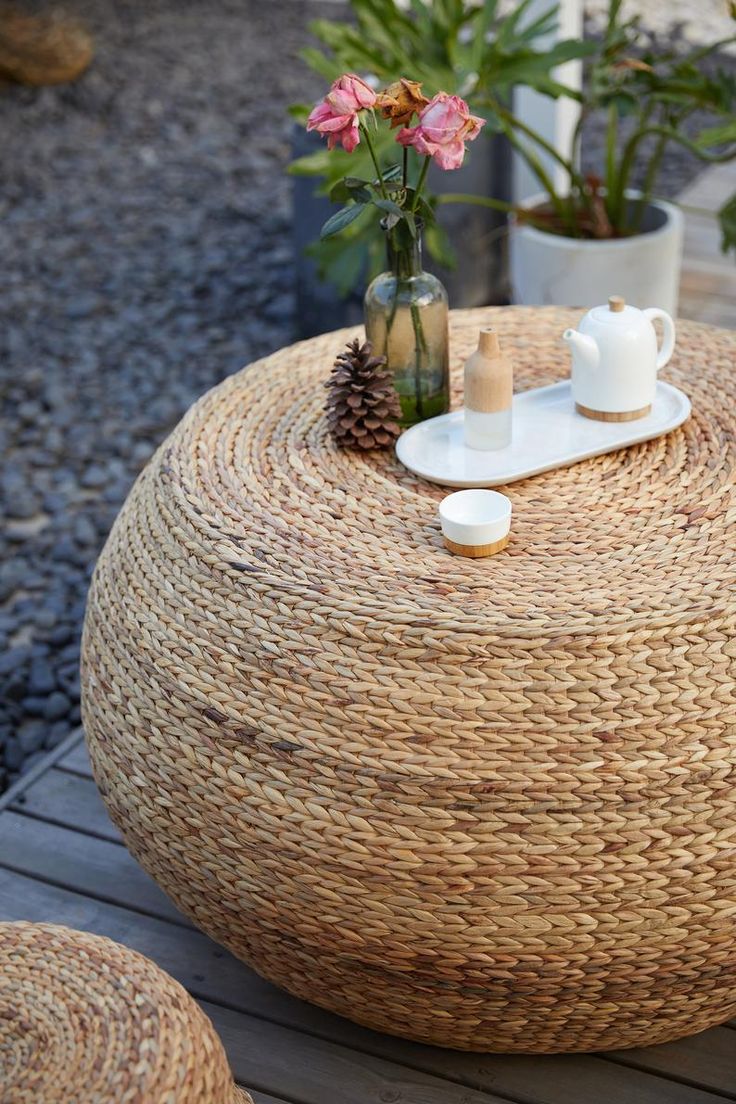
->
513 0 584 202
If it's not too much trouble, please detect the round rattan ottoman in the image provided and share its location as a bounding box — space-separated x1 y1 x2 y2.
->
81 307 736 1054
0 922 252 1102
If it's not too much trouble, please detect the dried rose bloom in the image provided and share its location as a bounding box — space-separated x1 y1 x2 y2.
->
376 78 429 129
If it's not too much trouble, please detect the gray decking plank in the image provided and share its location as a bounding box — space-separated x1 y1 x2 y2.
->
607 1027 736 1100
57 738 93 777
202 999 504 1104
0 871 502 1104
0 728 85 813
0 810 188 927
10 767 121 842
0 865 731 1104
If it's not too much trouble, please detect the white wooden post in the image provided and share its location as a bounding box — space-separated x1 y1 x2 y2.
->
513 0 584 202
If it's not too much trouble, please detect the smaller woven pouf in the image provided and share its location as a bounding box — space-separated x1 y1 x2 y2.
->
0 922 252 1104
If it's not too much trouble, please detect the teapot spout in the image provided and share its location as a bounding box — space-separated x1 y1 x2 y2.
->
562 328 600 370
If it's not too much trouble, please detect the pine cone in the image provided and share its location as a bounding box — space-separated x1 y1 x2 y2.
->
325 337 402 450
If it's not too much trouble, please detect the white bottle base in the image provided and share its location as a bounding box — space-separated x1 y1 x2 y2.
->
463 408 512 451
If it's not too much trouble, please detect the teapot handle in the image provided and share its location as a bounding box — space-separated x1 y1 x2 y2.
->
643 308 676 371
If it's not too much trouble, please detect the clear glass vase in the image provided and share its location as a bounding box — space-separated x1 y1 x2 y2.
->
364 223 450 427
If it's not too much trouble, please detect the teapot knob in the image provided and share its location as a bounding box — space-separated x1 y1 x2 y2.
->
608 295 625 313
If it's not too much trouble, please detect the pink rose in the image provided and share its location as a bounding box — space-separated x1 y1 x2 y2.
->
307 73 377 154
397 92 485 170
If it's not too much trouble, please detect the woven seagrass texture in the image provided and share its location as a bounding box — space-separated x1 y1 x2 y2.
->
81 307 736 1054
0 922 252 1103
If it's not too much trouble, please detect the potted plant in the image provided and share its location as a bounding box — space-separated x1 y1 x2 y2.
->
497 0 736 312
290 0 593 332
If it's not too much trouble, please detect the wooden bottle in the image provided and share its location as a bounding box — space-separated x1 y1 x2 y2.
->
464 328 513 450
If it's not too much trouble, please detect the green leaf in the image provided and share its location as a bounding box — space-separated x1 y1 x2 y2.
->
305 221 373 298
288 149 333 178
299 45 341 81
610 92 639 116
288 104 310 124
373 198 404 217
383 163 404 183
329 179 372 204
470 0 499 74
718 193 736 256
345 176 373 189
412 194 438 228
424 220 457 269
320 204 367 240
696 121 736 149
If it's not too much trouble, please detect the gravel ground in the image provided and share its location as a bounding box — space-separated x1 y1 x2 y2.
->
0 0 732 787
0 0 328 786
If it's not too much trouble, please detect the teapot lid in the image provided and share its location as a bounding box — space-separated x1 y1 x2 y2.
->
587 295 639 324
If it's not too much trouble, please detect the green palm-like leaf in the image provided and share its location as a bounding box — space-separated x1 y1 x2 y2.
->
718 193 736 256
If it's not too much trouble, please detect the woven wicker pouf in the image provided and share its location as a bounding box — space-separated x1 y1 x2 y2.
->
81 307 736 1054
0 922 252 1102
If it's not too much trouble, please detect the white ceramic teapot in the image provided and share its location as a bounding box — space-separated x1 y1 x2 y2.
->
562 295 675 421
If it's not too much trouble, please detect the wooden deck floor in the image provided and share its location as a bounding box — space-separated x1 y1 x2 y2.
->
678 161 736 329
1 730 736 1102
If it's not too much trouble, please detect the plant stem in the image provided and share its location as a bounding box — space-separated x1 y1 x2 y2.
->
638 125 736 163
361 124 388 199
681 33 736 66
411 156 431 213
402 146 408 189
437 192 517 213
570 108 587 169
438 192 572 233
410 302 426 419
613 125 646 228
604 102 619 226
501 123 575 233
631 130 667 232
499 105 587 197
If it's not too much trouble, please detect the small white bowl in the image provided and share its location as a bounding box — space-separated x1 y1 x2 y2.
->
439 489 512 558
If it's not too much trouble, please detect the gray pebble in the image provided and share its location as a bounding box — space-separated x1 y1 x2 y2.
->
21 697 47 717
81 464 108 489
4 737 23 773
3 674 27 703
18 720 46 756
0 646 31 677
28 658 56 695
33 608 58 630
0 561 25 603
43 691 72 722
73 515 98 547
43 492 68 514
5 495 40 521
46 721 71 749
47 625 74 646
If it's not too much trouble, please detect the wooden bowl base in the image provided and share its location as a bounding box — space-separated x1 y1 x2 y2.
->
576 402 652 423
443 534 509 558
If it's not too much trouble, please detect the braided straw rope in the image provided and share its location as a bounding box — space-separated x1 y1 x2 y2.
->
82 307 736 1054
0 923 252 1102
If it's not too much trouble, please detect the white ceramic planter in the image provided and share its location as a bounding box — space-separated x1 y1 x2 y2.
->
510 194 684 317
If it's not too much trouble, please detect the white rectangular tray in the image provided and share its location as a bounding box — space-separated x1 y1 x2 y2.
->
395 380 690 488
